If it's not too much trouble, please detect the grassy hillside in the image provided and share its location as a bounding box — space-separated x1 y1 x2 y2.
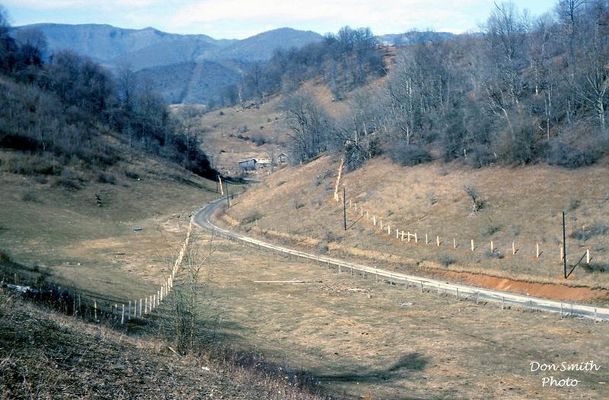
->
223 155 609 302
0 145 218 299
0 291 325 399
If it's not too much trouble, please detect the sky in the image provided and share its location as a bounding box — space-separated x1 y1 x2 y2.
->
3 0 558 39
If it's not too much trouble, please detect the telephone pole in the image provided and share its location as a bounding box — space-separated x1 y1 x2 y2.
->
343 186 347 230
563 211 567 278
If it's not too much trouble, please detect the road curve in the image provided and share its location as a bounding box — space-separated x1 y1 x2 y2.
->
194 198 609 322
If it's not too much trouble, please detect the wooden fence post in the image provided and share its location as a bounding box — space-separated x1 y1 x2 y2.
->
453 238 457 249
387 225 391 235
121 304 125 325
401 230 405 241
586 249 590 264
471 239 475 252
512 241 516 255
425 234 428 245
414 233 418 243
536 243 540 258
94 300 97 321
408 232 411 243
396 228 399 239
436 236 440 247
490 241 494 252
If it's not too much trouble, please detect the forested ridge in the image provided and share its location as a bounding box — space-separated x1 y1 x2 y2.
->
247 1 609 170
0 6 215 180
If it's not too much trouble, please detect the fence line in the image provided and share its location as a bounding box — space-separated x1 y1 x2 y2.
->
194 199 609 322
3 217 195 326
336 194 596 269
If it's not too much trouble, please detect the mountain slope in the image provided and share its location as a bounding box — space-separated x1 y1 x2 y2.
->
12 24 323 104
207 28 323 61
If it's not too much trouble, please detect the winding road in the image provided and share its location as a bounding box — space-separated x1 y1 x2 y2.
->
194 197 609 322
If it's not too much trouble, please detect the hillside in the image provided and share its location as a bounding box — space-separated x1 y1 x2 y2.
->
222 155 609 304
0 290 324 399
136 60 243 105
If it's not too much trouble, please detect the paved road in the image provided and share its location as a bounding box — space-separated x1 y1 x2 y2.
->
194 198 609 322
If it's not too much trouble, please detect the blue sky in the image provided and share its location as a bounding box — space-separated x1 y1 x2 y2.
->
3 0 558 39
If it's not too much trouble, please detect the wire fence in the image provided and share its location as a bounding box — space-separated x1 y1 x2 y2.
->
1 218 194 326
196 198 609 322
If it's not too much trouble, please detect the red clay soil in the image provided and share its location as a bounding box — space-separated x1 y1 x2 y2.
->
426 268 609 304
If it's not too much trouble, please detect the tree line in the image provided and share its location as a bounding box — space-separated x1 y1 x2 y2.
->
0 6 214 178
279 1 609 170
217 26 386 109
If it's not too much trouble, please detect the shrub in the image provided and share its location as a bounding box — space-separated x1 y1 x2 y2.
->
251 134 266 146
570 223 609 241
242 211 263 225
125 170 140 180
438 254 456 266
317 242 329 254
546 140 601 169
388 143 432 166
466 145 495 168
582 262 609 273
485 249 504 259
464 184 484 212
21 190 39 202
96 172 116 185
481 224 502 237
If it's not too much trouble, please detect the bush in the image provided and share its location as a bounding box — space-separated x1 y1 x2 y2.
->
582 262 609 273
485 249 504 259
570 223 609 241
125 170 140 180
96 172 116 185
466 145 495 168
242 211 263 225
481 224 502 237
438 254 456 266
21 190 39 202
546 140 601 169
388 143 432 166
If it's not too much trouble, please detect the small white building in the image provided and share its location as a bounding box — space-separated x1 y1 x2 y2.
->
239 158 272 172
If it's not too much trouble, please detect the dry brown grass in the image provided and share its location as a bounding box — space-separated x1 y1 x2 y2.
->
225 155 609 296
0 290 328 400
190 96 288 175
182 231 609 399
0 149 219 303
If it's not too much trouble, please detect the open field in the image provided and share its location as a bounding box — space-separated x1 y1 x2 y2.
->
224 155 609 297
182 230 609 399
0 149 219 304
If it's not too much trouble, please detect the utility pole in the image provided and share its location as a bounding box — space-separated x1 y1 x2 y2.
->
563 211 567 278
343 186 347 231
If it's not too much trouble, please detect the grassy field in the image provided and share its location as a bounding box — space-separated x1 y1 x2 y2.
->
0 149 219 304
224 155 609 300
182 230 609 399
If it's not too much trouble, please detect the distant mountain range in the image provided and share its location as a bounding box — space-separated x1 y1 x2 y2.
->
11 23 454 104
